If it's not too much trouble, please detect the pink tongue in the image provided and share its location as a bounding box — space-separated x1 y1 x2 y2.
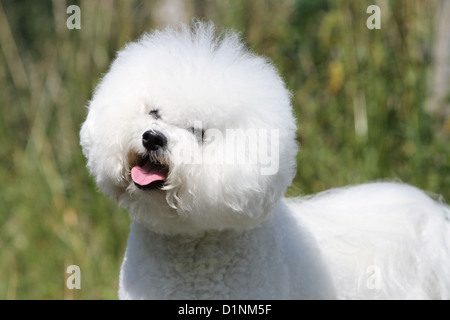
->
131 162 167 186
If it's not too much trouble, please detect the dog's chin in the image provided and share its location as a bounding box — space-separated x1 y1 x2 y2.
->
134 180 165 191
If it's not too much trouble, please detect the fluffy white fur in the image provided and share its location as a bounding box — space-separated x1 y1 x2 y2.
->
80 22 450 299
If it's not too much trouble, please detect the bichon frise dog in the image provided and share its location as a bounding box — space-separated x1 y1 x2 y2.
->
80 22 450 299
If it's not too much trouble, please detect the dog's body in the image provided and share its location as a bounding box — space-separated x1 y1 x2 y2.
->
80 22 450 299
119 182 450 299
291 182 450 299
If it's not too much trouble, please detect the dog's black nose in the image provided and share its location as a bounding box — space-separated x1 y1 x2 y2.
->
142 130 167 151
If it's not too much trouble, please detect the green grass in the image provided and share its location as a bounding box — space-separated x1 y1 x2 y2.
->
1 0 448 299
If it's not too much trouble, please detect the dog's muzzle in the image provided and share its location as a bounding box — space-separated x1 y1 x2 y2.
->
130 130 169 190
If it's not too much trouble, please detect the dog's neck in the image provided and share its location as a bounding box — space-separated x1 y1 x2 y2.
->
120 220 273 299
128 220 260 264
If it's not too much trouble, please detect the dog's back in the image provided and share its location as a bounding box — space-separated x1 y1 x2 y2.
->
288 182 450 299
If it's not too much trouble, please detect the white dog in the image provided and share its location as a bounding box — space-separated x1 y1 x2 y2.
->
80 22 450 299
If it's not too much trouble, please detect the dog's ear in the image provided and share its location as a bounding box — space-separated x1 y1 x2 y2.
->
79 110 126 200
79 107 101 178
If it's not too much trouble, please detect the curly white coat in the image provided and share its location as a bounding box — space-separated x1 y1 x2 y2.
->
80 22 450 299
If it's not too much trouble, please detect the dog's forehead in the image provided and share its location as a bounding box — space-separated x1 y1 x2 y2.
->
90 27 292 133
134 74 262 129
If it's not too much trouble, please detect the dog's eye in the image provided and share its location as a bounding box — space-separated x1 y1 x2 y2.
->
189 127 205 143
149 109 161 119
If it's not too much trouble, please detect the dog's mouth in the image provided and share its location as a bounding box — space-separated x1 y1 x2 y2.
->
130 154 169 190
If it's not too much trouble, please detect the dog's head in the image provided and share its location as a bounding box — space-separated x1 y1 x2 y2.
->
80 22 298 234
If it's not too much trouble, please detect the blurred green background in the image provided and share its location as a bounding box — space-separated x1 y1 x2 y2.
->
1 0 449 299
